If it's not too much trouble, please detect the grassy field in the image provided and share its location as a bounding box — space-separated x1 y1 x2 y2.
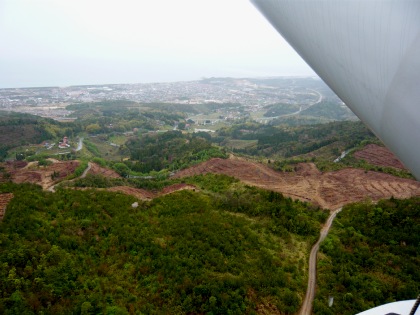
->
108 134 128 146
85 137 126 161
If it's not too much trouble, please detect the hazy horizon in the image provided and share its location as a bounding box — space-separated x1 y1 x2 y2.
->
0 0 315 89
0 74 322 90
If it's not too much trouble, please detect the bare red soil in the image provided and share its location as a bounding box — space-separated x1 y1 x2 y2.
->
5 161 28 169
108 186 155 200
2 160 79 189
161 183 198 195
0 193 14 221
87 163 121 178
173 158 420 209
354 144 406 169
2 153 419 210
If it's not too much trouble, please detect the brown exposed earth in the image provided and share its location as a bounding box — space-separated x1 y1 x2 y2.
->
1 149 419 210
173 157 420 209
354 144 406 169
0 193 14 221
86 163 121 178
1 159 79 190
1 160 196 200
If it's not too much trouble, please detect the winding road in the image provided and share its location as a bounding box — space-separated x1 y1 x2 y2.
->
258 88 323 123
47 162 92 192
76 137 84 151
299 207 342 315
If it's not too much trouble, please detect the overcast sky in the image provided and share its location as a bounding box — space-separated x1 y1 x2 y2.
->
0 0 315 88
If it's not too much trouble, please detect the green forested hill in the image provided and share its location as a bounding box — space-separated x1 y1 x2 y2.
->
314 198 420 315
126 131 227 174
0 112 80 161
66 101 190 132
216 121 375 159
0 180 327 314
299 101 356 121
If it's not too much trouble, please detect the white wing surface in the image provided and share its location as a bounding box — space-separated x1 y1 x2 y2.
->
251 0 420 179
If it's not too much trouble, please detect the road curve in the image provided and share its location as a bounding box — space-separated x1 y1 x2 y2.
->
80 162 92 178
299 207 342 315
258 89 323 122
75 137 84 152
47 162 92 192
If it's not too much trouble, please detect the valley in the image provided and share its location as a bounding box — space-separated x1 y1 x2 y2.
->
0 77 419 315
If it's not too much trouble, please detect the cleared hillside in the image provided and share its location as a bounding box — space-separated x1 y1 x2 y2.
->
354 144 406 170
173 158 420 209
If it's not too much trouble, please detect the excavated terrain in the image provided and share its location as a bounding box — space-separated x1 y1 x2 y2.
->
1 147 419 210
2 160 79 190
354 144 406 169
173 157 420 209
87 163 121 178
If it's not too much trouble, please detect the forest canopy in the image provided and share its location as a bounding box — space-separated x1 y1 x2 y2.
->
0 180 327 314
314 197 420 315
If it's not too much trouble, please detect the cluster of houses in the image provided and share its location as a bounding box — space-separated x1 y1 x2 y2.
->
58 136 70 149
43 136 70 150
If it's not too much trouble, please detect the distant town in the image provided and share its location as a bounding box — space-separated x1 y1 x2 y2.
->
0 77 343 122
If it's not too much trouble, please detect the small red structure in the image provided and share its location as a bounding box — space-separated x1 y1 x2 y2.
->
58 136 70 149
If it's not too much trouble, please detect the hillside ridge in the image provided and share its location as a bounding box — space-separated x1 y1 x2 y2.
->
173 157 420 209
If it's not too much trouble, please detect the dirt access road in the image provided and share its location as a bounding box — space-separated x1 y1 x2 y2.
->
299 207 342 315
48 162 92 192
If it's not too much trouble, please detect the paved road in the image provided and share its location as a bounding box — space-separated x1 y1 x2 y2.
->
258 89 323 122
76 137 84 151
299 207 342 315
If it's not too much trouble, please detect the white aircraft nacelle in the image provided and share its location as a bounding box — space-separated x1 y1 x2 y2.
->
356 299 419 315
251 0 420 180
